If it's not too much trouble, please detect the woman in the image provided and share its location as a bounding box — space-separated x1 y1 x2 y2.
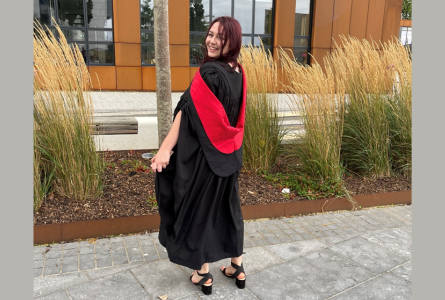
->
151 16 247 295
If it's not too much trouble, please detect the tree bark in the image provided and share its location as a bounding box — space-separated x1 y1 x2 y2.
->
153 0 172 147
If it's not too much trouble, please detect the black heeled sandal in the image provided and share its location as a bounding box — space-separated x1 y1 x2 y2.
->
190 271 213 295
221 262 246 289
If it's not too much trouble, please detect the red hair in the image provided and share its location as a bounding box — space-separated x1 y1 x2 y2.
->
201 16 242 70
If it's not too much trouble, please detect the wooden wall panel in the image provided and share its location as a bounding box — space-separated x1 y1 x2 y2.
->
168 0 189 44
89 66 116 90
366 0 386 44
382 0 403 44
311 0 335 48
113 0 141 43
274 0 297 48
142 67 156 91
331 0 353 48
116 67 142 90
349 0 369 40
115 43 142 66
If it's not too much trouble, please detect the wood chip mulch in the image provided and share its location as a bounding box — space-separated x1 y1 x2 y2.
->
34 150 411 225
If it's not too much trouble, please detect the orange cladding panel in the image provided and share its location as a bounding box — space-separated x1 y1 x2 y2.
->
331 0 353 48
274 0 296 48
116 67 142 90
382 0 403 43
311 0 335 49
273 47 293 68
169 45 189 67
366 0 386 44
89 66 116 90
168 0 189 44
115 43 142 67
171 67 190 91
190 67 199 82
350 0 369 40
113 0 141 43
142 67 157 91
310 48 331 72
277 67 292 93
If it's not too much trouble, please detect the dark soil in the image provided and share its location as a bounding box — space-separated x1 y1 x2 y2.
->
34 149 411 225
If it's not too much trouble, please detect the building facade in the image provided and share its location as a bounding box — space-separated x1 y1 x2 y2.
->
33 0 403 91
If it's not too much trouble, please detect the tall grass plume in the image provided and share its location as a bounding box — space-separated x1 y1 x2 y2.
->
33 19 103 202
239 42 285 173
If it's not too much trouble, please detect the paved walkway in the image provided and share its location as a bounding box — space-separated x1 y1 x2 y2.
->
33 205 412 299
90 91 294 117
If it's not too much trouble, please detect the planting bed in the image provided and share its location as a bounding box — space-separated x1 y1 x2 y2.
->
34 149 411 226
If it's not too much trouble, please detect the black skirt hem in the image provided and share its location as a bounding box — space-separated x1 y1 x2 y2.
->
164 252 245 270
159 239 243 270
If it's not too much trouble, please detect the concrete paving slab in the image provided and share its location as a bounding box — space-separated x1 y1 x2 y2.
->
247 248 373 300
46 250 63 260
329 236 408 274
62 255 79 273
329 273 411 300
265 239 327 261
195 280 257 299
86 262 145 280
131 260 200 299
44 258 62 275
79 253 96 270
35 289 71 299
67 270 151 300
241 246 283 274
62 247 78 257
34 268 43 277
251 238 269 246
34 272 89 297
362 228 412 259
389 261 412 282
95 251 113 269
177 295 200 300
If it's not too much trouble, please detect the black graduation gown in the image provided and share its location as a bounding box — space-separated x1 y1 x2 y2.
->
155 62 246 270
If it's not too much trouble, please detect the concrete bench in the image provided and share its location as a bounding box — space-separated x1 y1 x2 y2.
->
92 117 138 135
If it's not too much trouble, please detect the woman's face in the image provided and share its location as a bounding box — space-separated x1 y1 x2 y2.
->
206 22 230 58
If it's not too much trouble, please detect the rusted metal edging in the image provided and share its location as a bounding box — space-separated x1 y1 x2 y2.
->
34 190 411 245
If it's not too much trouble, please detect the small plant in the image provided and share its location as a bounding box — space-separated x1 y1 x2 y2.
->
121 159 130 165
263 171 347 200
132 160 150 173
146 195 158 209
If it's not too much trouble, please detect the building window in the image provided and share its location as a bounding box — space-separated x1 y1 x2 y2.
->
33 0 115 65
293 0 313 66
189 0 274 66
141 0 155 65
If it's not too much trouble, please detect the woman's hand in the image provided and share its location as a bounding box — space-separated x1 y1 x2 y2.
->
151 149 171 173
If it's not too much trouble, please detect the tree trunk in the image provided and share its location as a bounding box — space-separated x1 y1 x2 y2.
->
153 0 172 146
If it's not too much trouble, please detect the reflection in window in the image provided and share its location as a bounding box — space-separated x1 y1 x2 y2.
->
212 0 232 19
190 0 275 64
57 0 85 27
88 0 113 28
234 0 253 34
254 0 273 35
293 48 309 65
294 0 312 65
141 0 155 65
88 44 114 64
34 0 115 65
33 0 55 26
142 45 156 65
190 0 210 32
190 46 205 65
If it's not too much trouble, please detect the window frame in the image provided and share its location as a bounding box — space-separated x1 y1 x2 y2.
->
34 0 115 66
140 0 155 66
292 0 314 66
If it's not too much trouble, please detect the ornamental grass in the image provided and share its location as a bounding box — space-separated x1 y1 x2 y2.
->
33 19 103 210
279 47 347 182
331 36 411 178
239 42 285 173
